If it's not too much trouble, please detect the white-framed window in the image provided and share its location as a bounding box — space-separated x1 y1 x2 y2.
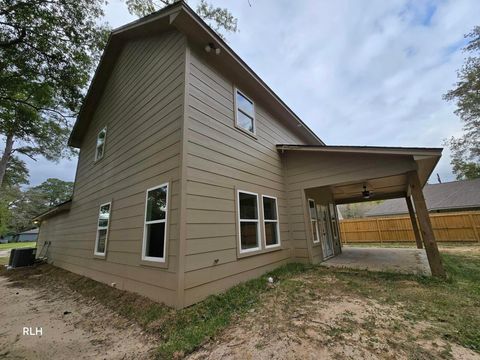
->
308 199 320 243
94 202 111 256
262 195 280 248
142 183 169 262
234 89 255 135
95 127 107 161
237 190 261 253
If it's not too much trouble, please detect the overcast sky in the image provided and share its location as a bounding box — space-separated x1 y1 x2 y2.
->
20 0 480 186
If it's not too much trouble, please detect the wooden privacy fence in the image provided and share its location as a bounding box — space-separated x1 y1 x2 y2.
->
340 211 480 243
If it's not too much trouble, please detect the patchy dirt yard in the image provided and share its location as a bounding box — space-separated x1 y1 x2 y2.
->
189 246 480 360
0 245 479 360
189 274 479 360
0 267 157 360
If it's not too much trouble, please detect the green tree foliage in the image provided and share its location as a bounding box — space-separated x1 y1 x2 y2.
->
2 178 73 234
31 178 73 208
125 0 237 39
0 0 109 187
337 201 383 219
444 26 480 180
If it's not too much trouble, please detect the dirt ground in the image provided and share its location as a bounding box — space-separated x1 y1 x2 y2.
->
188 274 479 360
0 245 479 359
0 270 157 359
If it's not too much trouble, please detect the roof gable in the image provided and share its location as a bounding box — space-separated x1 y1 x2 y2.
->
69 1 323 148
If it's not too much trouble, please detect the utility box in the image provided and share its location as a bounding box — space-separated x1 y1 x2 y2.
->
9 248 36 268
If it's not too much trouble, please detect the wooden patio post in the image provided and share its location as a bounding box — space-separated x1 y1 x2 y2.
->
405 196 423 249
407 171 446 278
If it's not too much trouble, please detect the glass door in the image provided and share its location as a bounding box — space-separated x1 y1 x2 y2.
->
317 204 334 258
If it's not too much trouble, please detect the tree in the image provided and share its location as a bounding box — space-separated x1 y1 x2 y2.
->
126 0 237 39
1 0 236 189
1 155 28 188
0 0 109 187
31 178 73 208
444 26 480 180
2 178 73 234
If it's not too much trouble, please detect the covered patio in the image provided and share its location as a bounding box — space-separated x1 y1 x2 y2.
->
322 246 431 276
279 144 446 277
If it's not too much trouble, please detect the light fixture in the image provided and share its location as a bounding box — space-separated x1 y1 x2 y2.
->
362 185 372 200
204 42 221 55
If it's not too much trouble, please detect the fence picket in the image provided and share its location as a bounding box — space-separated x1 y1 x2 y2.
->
340 211 480 243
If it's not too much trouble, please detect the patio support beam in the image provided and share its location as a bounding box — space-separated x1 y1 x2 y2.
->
405 196 423 249
407 171 445 278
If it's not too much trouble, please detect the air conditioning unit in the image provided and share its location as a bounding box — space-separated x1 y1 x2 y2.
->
9 248 36 268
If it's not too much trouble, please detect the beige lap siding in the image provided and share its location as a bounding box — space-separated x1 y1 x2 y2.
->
181 47 309 306
37 31 187 307
284 151 417 264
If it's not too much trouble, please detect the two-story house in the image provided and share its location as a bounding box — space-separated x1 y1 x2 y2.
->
35 1 445 309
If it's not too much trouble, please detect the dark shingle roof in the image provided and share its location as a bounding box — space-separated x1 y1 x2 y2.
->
365 178 480 217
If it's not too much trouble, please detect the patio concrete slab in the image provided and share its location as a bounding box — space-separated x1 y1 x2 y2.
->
322 246 431 276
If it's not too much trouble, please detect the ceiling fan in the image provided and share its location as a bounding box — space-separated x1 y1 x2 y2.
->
362 185 373 200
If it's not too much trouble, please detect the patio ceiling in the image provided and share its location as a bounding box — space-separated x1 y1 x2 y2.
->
277 145 442 204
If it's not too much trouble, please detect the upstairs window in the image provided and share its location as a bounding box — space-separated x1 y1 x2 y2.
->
309 199 320 243
142 184 169 262
237 191 260 253
94 202 111 256
235 89 255 135
263 195 280 248
95 127 107 161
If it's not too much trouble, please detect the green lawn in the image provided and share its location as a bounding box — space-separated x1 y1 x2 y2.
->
0 241 37 251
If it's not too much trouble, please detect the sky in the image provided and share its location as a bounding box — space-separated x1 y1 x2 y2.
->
18 0 480 186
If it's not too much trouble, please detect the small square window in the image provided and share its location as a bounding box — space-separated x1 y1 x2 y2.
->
142 184 169 262
95 127 107 161
235 90 255 135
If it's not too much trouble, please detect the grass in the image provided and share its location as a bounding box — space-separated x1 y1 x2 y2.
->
324 251 480 353
3 261 309 359
0 241 37 250
2 246 479 358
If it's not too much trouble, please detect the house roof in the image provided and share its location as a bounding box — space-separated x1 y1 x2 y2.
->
276 144 443 157
19 228 39 235
33 199 72 222
68 1 323 148
365 178 480 216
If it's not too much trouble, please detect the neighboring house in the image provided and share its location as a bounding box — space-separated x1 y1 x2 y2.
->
34 2 444 308
366 179 480 217
15 228 39 242
0 229 38 243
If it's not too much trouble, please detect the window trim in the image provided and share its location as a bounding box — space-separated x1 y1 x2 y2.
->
329 203 339 240
141 183 169 263
237 190 261 254
262 195 281 249
94 126 107 162
94 201 111 257
308 199 320 244
234 88 256 137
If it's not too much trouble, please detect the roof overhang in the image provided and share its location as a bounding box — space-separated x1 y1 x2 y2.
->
69 1 323 148
277 144 442 204
33 200 72 223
